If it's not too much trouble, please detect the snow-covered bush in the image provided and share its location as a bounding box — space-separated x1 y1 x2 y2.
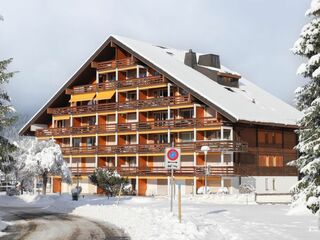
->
290 0 320 214
89 168 128 196
13 138 72 195
239 184 255 194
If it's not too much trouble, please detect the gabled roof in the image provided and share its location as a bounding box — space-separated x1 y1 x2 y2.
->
20 35 302 135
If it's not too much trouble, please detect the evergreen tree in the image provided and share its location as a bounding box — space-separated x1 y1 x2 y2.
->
291 0 320 214
89 168 129 197
0 17 17 176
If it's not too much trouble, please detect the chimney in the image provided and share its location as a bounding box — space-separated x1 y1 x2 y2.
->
198 54 220 69
184 49 197 68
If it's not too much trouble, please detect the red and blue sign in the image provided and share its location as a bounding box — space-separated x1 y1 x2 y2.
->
165 147 181 170
167 149 179 161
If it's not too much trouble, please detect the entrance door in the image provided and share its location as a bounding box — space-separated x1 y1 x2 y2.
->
53 178 61 193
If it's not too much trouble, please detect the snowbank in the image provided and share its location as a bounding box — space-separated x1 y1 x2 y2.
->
0 220 7 237
72 204 207 240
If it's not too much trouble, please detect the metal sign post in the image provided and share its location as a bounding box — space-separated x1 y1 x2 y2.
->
178 184 182 223
165 147 181 213
170 169 174 212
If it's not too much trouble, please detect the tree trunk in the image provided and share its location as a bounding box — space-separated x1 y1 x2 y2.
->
20 179 24 195
42 170 48 195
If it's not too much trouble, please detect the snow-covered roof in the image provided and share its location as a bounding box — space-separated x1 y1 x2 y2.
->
20 35 302 135
111 35 301 126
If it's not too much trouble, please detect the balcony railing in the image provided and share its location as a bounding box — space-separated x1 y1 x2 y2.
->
69 165 297 177
36 117 220 137
91 58 136 71
66 76 166 95
61 140 248 155
47 95 191 116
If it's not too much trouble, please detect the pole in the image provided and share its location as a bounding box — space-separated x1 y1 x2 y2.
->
170 168 174 212
204 152 208 195
77 160 79 189
178 184 182 223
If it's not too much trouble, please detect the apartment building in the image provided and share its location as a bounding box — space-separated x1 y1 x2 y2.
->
20 35 301 196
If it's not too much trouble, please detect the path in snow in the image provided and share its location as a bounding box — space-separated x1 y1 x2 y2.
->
0 206 129 240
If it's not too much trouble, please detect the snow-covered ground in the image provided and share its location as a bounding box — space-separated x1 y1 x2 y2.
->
0 193 319 240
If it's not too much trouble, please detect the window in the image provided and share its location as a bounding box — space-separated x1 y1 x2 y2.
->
126 91 137 101
126 135 137 144
154 111 168 121
88 116 96 126
259 155 284 167
127 112 137 122
206 130 221 140
258 130 282 145
81 116 96 126
86 137 96 147
153 89 168 98
61 138 70 147
106 114 116 123
205 108 217 118
265 178 269 191
107 73 116 81
180 132 194 142
106 136 116 145
98 74 107 82
73 138 81 147
126 157 136 167
272 178 276 191
179 88 189 96
139 69 147 78
155 134 168 144
223 129 232 140
57 120 66 128
180 109 194 119
106 157 114 167
126 70 136 79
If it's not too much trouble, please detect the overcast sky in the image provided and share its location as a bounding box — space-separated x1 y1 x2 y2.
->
0 0 309 118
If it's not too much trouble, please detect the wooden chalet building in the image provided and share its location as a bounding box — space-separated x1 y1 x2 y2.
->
20 35 301 196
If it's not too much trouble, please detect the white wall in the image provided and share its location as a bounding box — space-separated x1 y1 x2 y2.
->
241 176 298 194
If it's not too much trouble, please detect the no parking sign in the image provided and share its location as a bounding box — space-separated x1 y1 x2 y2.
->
165 147 181 170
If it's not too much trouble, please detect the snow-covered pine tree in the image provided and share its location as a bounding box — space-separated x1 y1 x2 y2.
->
0 16 17 177
291 0 320 214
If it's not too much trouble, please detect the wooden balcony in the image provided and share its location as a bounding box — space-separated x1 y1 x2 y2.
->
47 95 191 116
66 76 166 95
61 140 248 155
91 58 136 71
36 117 220 137
69 165 297 177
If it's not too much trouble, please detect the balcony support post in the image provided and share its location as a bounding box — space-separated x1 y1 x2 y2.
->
115 68 118 81
221 152 224 165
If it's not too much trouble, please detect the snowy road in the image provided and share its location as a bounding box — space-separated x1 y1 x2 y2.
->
0 206 129 240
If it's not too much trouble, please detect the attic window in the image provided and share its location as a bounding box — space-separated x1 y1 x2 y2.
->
225 87 234 93
166 51 174 56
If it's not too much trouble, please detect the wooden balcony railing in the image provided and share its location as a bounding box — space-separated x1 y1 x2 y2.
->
61 140 248 155
91 58 136 71
36 117 220 137
47 95 191 116
66 76 166 95
69 165 297 177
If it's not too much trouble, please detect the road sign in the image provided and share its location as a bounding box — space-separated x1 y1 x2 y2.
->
165 147 181 170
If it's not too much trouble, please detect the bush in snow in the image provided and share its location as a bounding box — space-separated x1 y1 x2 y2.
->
13 138 72 195
290 0 320 214
89 168 128 197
